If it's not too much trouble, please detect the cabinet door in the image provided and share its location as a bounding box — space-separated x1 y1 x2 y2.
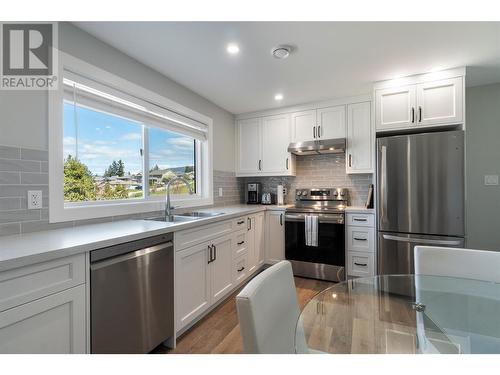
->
237 118 262 174
176 242 211 330
266 211 285 264
317 105 346 139
255 212 265 267
210 234 234 304
346 102 374 174
246 216 256 273
262 114 292 174
291 110 316 142
416 77 463 126
375 85 416 130
0 285 86 353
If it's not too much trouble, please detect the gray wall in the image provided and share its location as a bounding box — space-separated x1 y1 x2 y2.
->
0 22 235 172
466 83 500 251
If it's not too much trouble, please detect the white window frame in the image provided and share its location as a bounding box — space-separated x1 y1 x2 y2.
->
49 52 213 223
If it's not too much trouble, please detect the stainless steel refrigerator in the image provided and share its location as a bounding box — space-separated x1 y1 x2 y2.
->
377 130 465 275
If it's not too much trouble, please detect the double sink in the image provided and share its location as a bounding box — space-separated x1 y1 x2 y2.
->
146 211 225 224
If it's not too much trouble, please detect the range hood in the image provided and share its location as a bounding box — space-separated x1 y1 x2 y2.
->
287 138 346 156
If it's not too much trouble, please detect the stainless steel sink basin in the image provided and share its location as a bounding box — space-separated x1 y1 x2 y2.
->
145 215 200 223
176 211 225 218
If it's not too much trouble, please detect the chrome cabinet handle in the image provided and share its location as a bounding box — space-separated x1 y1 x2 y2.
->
348 154 352 167
354 237 368 241
247 217 252 231
286 157 289 170
354 262 367 267
313 126 316 139
237 220 244 225
317 125 321 138
237 241 245 245
411 107 415 123
213 245 217 261
258 160 262 171
418 106 422 122
353 218 367 222
207 245 213 264
237 266 245 272
280 213 283 226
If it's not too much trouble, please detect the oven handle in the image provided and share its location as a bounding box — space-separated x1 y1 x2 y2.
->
284 214 344 224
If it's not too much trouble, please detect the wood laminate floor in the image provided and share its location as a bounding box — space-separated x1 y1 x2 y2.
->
152 276 334 354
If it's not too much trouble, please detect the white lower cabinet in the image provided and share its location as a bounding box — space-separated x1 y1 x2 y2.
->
176 241 212 330
266 210 285 264
346 212 376 278
210 234 234 304
0 284 86 353
247 212 265 274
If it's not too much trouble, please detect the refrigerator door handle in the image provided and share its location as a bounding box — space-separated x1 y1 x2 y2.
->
382 234 462 246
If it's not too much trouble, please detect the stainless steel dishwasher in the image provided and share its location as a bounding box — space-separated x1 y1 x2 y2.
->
90 233 174 353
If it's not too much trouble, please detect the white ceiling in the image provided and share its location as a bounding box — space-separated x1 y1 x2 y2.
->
74 22 500 114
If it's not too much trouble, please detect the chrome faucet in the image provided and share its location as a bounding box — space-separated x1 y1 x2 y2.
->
165 176 194 221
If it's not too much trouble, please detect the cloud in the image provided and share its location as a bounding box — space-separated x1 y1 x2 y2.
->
120 133 142 141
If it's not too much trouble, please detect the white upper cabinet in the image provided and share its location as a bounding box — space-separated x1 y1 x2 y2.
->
237 118 262 174
375 70 464 132
317 105 346 139
346 102 373 174
291 110 316 142
416 77 463 126
375 85 416 130
262 114 292 174
236 114 295 177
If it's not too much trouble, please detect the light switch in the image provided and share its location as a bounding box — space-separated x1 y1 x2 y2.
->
484 175 499 186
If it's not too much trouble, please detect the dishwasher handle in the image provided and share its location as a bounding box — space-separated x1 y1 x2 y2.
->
90 241 173 271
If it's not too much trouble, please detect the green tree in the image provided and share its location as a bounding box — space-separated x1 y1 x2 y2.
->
104 160 125 177
184 165 194 174
64 155 96 201
101 183 128 200
161 170 177 184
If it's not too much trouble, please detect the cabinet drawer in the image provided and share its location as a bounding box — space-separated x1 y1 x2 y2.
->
348 251 374 277
175 219 233 251
233 216 247 231
233 231 248 258
233 254 249 285
347 227 375 253
0 254 86 313
346 213 374 227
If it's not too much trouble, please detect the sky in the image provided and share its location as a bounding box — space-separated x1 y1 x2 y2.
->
63 102 195 176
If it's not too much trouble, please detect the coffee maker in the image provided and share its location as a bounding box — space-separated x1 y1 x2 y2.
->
246 183 262 204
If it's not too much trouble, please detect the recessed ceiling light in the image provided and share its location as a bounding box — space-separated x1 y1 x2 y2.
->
274 93 283 101
226 43 240 55
271 45 293 59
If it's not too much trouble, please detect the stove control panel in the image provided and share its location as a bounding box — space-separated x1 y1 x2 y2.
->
295 188 347 200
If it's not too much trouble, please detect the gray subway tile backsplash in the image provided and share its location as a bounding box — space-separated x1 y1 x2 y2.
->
20 148 49 161
0 145 21 159
0 158 41 173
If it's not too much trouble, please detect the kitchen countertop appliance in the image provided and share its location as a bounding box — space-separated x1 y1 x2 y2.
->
377 130 465 276
285 188 348 282
90 234 174 353
246 183 262 204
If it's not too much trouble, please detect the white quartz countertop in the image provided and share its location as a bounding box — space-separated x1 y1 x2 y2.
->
344 206 375 214
0 204 289 272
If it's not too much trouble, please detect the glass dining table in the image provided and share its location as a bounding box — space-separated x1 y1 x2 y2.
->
295 275 500 354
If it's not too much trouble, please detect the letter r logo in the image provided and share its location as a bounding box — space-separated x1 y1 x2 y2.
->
2 23 52 76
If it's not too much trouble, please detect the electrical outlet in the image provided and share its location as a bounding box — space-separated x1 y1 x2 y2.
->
484 175 499 186
28 190 42 209
218 187 223 197
283 187 288 195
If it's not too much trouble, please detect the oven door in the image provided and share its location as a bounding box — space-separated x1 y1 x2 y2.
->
285 212 345 269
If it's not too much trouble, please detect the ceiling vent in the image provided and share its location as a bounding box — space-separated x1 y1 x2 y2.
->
271 45 293 59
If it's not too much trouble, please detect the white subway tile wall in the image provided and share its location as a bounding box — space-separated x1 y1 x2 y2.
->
0 145 241 236
239 154 373 206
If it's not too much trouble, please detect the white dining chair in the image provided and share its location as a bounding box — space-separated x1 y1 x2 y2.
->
235 261 307 354
414 245 500 283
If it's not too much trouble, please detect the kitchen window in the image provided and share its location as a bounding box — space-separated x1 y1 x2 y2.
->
49 53 213 222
